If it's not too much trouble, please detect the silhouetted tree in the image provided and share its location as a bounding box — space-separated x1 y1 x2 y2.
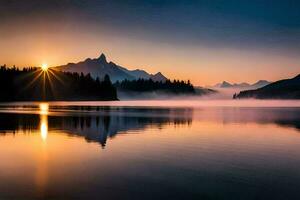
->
114 78 195 94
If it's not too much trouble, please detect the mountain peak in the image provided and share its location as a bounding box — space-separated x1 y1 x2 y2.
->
220 81 232 88
98 53 107 63
255 80 269 84
150 72 167 82
54 53 169 82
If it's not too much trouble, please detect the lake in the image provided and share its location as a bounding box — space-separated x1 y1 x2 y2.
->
0 100 300 200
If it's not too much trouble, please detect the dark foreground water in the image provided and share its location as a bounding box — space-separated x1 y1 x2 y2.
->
0 101 300 200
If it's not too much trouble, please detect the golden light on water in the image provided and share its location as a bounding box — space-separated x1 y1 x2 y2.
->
39 103 49 115
40 116 48 141
39 103 49 141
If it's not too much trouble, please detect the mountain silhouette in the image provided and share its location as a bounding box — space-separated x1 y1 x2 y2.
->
214 80 271 89
55 53 167 82
150 72 168 82
235 74 300 99
233 82 251 88
220 81 233 88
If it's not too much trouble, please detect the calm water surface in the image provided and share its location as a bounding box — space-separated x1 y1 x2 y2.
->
0 100 300 200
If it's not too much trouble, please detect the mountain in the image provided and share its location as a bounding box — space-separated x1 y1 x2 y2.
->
55 53 167 83
150 72 168 82
214 80 271 89
220 81 233 88
117 66 167 82
233 82 250 88
235 74 300 99
213 83 222 88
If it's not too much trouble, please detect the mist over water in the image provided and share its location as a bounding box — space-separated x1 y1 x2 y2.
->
116 86 286 102
4 99 297 108
204 88 242 99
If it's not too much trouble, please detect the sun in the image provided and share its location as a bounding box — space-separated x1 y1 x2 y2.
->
41 63 48 71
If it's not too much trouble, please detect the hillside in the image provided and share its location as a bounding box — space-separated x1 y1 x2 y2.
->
235 74 300 99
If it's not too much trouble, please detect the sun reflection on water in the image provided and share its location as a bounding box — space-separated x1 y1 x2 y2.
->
39 103 49 115
39 103 49 141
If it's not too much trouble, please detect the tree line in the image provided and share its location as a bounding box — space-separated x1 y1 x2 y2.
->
0 65 117 101
114 78 195 94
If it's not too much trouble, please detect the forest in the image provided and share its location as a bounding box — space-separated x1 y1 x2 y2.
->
0 65 118 101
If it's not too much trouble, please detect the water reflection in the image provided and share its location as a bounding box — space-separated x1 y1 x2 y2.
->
0 103 300 199
0 105 299 148
39 103 48 141
0 105 193 147
39 103 49 115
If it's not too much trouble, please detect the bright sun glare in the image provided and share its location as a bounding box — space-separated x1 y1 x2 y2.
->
41 63 48 71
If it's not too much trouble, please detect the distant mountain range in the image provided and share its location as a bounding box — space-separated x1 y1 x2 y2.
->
235 74 300 99
54 53 168 83
214 80 271 90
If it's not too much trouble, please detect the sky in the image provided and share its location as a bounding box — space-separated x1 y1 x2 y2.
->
0 0 299 85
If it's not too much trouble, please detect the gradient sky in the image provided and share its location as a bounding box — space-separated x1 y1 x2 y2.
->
0 0 299 85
